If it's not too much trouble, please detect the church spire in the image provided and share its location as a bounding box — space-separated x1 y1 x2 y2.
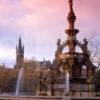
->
16 37 24 69
17 36 24 54
18 36 22 52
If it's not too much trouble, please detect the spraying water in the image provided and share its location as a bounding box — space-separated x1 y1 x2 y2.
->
16 67 24 95
63 73 70 100
64 73 69 95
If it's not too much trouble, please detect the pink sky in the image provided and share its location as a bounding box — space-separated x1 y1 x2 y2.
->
0 0 99 67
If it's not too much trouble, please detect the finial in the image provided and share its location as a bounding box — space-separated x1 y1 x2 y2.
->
67 0 76 29
69 0 73 12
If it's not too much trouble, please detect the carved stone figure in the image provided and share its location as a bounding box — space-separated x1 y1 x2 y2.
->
87 69 94 83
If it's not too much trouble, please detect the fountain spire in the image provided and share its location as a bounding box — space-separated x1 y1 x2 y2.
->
69 0 74 13
67 0 76 29
65 0 79 53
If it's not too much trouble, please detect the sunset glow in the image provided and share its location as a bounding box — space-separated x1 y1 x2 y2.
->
0 0 100 67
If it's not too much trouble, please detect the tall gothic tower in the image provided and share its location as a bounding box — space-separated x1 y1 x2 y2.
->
16 37 24 69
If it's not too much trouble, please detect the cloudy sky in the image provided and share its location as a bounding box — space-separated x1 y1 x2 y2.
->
0 0 100 67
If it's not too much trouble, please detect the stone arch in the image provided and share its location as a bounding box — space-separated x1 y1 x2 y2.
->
62 46 69 53
76 45 83 53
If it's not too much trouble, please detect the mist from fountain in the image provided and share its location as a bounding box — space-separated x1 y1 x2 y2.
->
16 67 24 96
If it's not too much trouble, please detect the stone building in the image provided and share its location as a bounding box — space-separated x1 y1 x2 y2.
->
0 37 52 94
0 64 17 93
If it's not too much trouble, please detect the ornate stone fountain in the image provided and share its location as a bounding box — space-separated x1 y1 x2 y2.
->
52 0 96 97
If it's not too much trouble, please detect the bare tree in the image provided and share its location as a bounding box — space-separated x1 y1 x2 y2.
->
86 33 100 69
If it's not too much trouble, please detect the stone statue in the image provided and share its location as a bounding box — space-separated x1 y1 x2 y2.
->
83 38 88 48
87 69 94 83
57 39 61 47
81 38 90 55
57 39 62 53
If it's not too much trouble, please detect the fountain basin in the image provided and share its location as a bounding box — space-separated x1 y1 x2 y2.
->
0 95 63 100
0 95 100 100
